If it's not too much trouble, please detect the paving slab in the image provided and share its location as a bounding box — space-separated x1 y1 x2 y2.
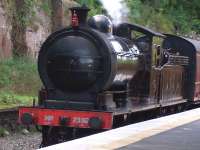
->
118 120 200 150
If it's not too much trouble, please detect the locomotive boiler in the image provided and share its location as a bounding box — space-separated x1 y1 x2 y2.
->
18 5 200 147
38 7 141 110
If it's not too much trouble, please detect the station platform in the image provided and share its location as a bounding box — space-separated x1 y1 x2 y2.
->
39 108 200 150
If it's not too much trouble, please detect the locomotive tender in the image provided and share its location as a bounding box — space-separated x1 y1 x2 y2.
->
18 5 200 146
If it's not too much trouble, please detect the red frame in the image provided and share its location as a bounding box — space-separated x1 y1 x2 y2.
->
19 107 113 129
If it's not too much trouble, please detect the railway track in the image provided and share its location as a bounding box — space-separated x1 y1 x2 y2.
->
0 104 196 138
0 107 18 113
0 107 19 132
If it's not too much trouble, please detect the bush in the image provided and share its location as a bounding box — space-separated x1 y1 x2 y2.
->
0 57 41 108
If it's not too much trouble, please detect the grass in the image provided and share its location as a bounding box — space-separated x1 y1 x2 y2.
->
0 57 41 109
0 91 37 109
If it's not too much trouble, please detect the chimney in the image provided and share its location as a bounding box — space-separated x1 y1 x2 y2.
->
70 5 90 26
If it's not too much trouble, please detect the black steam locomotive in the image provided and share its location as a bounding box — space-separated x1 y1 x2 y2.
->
18 6 200 146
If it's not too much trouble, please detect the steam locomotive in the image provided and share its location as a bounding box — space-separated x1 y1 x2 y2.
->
18 5 200 146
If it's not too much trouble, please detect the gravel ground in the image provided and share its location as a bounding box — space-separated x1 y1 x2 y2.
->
0 132 42 150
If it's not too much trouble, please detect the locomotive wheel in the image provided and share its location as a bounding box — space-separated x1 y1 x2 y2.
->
40 126 103 147
170 106 175 114
177 105 183 112
160 107 167 116
40 126 73 147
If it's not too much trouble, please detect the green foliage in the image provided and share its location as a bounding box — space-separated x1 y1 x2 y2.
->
75 0 106 16
2 0 51 26
0 91 35 108
17 0 51 24
14 0 37 27
126 0 173 33
38 0 52 16
192 19 200 34
0 57 41 108
125 0 200 34
0 127 9 137
0 57 41 95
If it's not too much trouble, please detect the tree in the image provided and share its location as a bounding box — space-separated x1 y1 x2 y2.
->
125 0 200 34
75 0 105 16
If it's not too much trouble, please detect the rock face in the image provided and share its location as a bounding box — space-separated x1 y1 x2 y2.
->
0 3 12 59
26 9 51 59
26 0 78 59
0 0 78 59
